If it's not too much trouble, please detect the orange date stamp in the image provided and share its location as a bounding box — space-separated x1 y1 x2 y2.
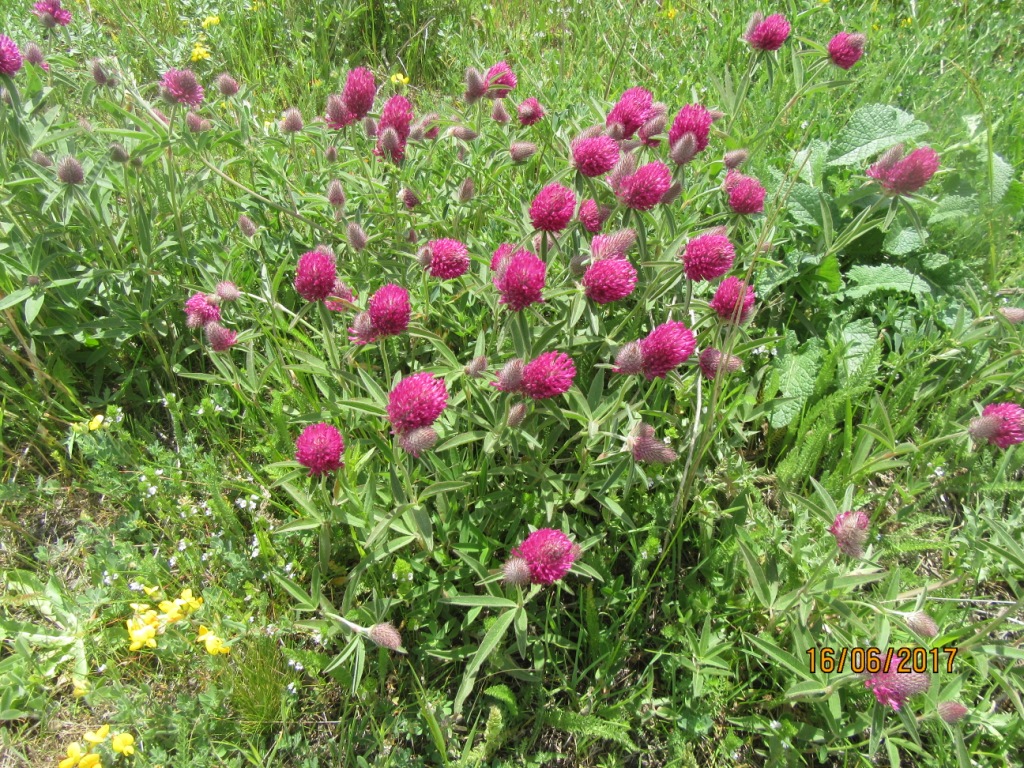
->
806 646 958 674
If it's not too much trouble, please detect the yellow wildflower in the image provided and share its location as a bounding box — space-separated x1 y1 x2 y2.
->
127 618 157 651
78 755 102 768
72 679 90 698
201 15 220 28
196 625 231 655
665 7 678 19
900 16 913 27
191 43 211 62
59 742 84 768
178 588 203 613
111 733 135 756
390 73 409 85
158 600 185 623
84 725 110 744
142 585 161 597
129 602 151 612
88 414 104 430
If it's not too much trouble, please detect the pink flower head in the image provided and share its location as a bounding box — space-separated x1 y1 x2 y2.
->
325 279 357 312
510 528 580 585
639 321 696 380
522 351 576 400
828 32 866 70
0 36 22 76
342 67 376 120
368 283 411 337
490 243 517 280
829 509 870 558
325 93 356 129
294 249 337 302
710 277 756 324
682 233 735 281
33 0 72 26
698 348 743 379
668 104 714 155
530 183 577 232
295 423 345 476
969 403 1024 449
867 146 940 196
424 238 470 279
626 423 678 464
582 258 637 304
864 658 930 711
578 199 611 233
745 13 791 51
205 322 237 352
616 162 672 211
484 61 517 98
387 372 448 434
161 68 204 107
492 358 525 393
606 87 654 139
517 97 545 126
571 135 620 178
184 292 221 328
374 95 413 162
724 170 766 214
496 250 546 311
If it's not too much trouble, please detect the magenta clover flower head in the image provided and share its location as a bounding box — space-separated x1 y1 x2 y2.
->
582 258 637 304
606 87 654 140
386 372 448 435
829 509 870 558
828 32 866 70
699 348 743 379
745 13 791 51
627 423 678 464
571 135 620 178
33 0 72 26
724 170 767 214
205 323 237 352
517 97 545 126
578 199 611 233
490 243 517 280
510 528 580 585
342 67 376 120
639 321 696 380
424 238 470 280
710 277 756 324
0 36 23 76
616 162 672 211
496 250 547 311
864 659 931 711
368 283 411 338
683 233 735 281
484 61 517 98
184 292 221 328
669 104 714 155
530 183 577 232
398 426 439 458
295 423 345 476
522 351 576 400
492 358 525 393
867 145 940 196
969 403 1024 449
294 249 337 302
161 68 204 107
374 94 413 162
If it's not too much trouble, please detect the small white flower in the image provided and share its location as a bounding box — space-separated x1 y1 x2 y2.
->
155 469 164 476
129 581 143 592
147 486 157 496
169 556 177 568
214 405 224 412
770 720 781 730
196 407 205 415
178 540 188 552
139 475 147 483
201 553 209 562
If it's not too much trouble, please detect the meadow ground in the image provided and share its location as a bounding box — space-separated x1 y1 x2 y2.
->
1 0 1023 766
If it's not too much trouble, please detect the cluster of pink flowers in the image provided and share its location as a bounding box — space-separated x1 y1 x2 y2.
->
969 403 1024 449
867 144 940 196
386 372 448 457
614 321 696 381
295 423 345 476
161 68 204 107
421 238 470 280
492 245 546 310
492 351 576 402
723 170 766 214
0 35 22 76
183 282 240 353
829 509 870 558
504 529 579 585
374 94 414 163
325 67 376 128
864 659 931 711
349 283 411 346
530 183 577 232
33 0 72 27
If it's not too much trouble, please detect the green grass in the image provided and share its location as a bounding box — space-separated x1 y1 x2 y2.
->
2 0 1023 766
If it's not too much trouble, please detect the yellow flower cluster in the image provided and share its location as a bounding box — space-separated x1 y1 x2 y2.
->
126 587 204 651
390 73 409 85
201 15 220 28
191 41 211 62
58 726 135 768
196 625 231 655
663 6 678 20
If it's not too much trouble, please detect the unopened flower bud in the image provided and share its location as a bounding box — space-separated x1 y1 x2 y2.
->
363 116 377 138
606 122 625 140
398 426 438 457
216 281 241 302
451 125 478 142
347 222 368 252
31 150 53 167
217 73 239 96
670 134 698 165
507 402 527 428
620 139 642 153
56 156 84 185
568 252 590 276
613 341 644 375
905 611 939 638
661 180 683 205
399 187 419 210
237 214 257 238
509 141 537 163
493 358 525 393
327 179 345 208
464 355 488 378
325 145 338 162
723 149 749 169
109 142 129 163
491 99 510 124
502 555 531 585
458 177 475 203
708 109 725 122
379 127 401 160
280 108 303 133
367 622 403 651
186 111 211 133
416 245 433 268
464 67 486 104
997 307 1024 324
91 59 109 86
937 701 968 725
